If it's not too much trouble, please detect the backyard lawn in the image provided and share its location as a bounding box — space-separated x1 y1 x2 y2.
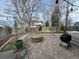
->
0 37 18 52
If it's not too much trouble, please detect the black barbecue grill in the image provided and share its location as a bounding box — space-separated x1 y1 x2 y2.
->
60 33 72 49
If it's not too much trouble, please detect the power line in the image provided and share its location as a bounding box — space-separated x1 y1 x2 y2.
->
64 0 79 7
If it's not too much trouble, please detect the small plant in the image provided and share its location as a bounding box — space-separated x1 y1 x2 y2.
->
15 40 23 49
45 20 49 27
60 24 64 31
38 25 42 31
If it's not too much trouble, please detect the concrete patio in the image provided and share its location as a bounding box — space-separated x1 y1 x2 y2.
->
25 33 79 59
0 33 79 59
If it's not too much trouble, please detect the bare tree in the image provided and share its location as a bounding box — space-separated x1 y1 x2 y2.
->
5 0 42 26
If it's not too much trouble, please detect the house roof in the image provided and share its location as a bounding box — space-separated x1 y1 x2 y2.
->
0 25 5 28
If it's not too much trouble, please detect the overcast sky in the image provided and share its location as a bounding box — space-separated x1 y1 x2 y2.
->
0 0 79 26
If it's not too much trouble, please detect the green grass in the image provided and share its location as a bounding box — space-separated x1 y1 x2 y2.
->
38 27 51 33
0 37 18 52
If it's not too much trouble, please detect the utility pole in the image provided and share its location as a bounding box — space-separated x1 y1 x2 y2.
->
64 0 69 33
55 0 60 33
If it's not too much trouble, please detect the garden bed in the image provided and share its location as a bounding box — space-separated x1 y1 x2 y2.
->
31 34 43 43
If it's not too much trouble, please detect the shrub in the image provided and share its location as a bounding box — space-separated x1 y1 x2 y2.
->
60 24 64 31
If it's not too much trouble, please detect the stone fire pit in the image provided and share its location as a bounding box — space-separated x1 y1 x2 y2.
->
31 34 43 43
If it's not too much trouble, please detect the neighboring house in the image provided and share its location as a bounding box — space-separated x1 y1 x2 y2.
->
11 23 27 34
0 25 5 36
30 19 44 32
31 20 44 27
0 25 12 37
34 22 43 27
74 22 79 31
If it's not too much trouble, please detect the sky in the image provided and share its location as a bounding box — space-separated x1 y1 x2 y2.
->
0 0 79 26
61 0 79 23
0 0 14 26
